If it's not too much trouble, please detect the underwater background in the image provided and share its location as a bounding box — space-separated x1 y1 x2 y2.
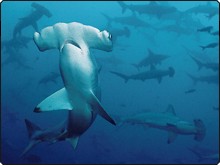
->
1 1 219 164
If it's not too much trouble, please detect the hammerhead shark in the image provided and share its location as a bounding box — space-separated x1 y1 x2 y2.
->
189 55 219 72
110 65 175 83
200 42 219 50
31 22 115 152
13 2 52 38
115 104 206 144
101 12 154 29
132 49 170 70
187 73 219 85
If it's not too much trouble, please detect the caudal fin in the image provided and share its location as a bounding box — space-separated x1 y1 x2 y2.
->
20 119 42 157
193 119 206 141
200 46 206 51
110 71 130 83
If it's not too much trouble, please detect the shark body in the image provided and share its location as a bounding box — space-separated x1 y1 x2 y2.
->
117 105 206 143
13 2 52 38
132 49 170 70
110 65 175 83
29 22 116 153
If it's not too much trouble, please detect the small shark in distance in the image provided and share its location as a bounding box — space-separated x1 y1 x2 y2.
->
115 104 206 144
197 26 213 33
187 73 219 85
132 49 170 70
110 65 175 83
13 2 52 38
184 89 196 94
21 119 67 157
200 42 219 51
101 12 155 29
189 54 219 72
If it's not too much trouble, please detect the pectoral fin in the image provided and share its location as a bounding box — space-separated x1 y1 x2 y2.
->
68 136 79 149
34 88 72 112
89 91 116 125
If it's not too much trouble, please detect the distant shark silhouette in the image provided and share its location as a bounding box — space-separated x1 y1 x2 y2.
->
13 2 52 38
187 73 219 85
21 119 66 157
31 22 115 152
200 42 219 51
189 54 219 72
115 104 206 144
110 65 175 83
132 49 170 70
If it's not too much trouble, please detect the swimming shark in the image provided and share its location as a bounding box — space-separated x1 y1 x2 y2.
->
101 13 154 29
33 22 116 150
211 31 219 36
110 65 175 83
185 2 218 19
189 55 219 72
21 119 67 157
13 2 52 38
115 104 206 143
187 73 219 85
200 42 219 50
117 1 178 19
197 26 213 33
132 49 170 70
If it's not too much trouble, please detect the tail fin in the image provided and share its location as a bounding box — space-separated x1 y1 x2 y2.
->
189 55 203 70
124 27 130 37
193 119 206 141
110 71 130 83
20 119 42 157
117 1 128 14
168 67 175 77
25 119 41 138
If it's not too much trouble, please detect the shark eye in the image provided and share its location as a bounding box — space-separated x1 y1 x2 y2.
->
108 33 112 41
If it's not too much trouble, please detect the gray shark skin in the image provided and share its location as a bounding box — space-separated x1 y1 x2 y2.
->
117 1 178 19
116 105 206 144
197 26 213 33
21 119 67 157
32 22 115 151
13 2 52 38
132 49 170 70
110 65 175 83
38 72 60 85
101 13 154 29
2 36 32 52
184 89 196 94
211 31 219 36
200 42 219 50
187 73 219 85
185 2 218 19
189 55 219 72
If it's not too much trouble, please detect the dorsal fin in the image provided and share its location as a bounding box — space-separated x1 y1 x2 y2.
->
24 119 41 138
148 48 154 56
164 104 176 116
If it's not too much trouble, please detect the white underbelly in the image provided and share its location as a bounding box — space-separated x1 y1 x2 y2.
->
60 43 95 109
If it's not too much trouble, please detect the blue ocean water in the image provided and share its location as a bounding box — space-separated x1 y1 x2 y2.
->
1 1 219 164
